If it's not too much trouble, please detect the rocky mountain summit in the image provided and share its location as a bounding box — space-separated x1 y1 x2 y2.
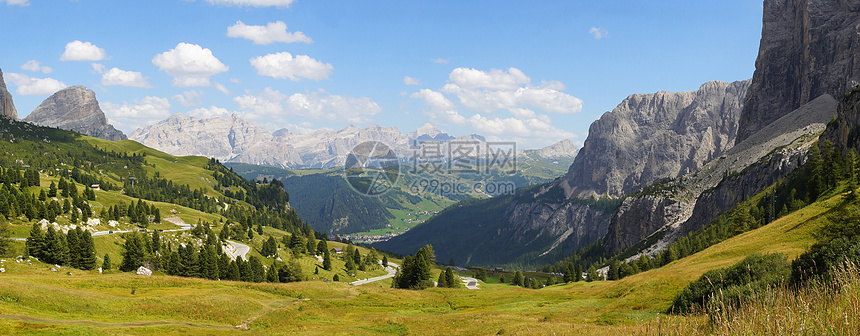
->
0 68 18 120
530 139 578 160
561 80 750 199
736 0 860 142
23 86 126 141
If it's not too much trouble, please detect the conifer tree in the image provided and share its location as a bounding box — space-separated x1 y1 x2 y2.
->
26 223 43 259
227 260 240 280
66 228 81 268
513 271 524 286
218 253 231 279
249 255 264 282
437 271 447 287
445 267 458 288
266 262 279 282
102 254 112 270
48 181 57 198
382 255 388 268
323 250 332 271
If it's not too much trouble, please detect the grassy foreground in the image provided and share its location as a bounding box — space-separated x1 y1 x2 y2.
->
0 189 841 335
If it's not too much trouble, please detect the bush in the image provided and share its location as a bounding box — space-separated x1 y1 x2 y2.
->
670 253 790 314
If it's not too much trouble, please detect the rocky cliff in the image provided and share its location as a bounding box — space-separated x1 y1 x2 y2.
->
560 80 749 199
0 68 18 120
736 0 860 143
605 94 836 255
23 86 126 141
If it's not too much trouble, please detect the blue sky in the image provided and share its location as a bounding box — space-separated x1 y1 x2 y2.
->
0 0 763 148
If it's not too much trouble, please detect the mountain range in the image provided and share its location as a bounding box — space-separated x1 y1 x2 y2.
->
376 0 860 268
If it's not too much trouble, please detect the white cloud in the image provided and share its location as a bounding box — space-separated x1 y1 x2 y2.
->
440 67 582 114
101 67 152 88
60 40 107 61
230 78 242 84
91 63 106 74
172 90 204 107
152 42 229 87
431 58 449 64
101 96 171 131
250 52 333 81
449 67 530 91
227 21 312 45
21 60 52 73
4 73 67 96
204 0 295 7
3 0 30 6
235 87 382 124
411 89 455 111
403 76 420 86
186 106 232 119
213 82 231 95
589 27 608 39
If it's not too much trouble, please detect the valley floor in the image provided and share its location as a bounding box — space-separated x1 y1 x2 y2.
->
0 189 834 335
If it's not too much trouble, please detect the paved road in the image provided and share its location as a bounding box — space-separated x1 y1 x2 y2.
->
459 276 480 290
226 240 250 261
350 262 399 286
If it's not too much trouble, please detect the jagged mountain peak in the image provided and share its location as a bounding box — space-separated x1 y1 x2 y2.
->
23 85 126 141
0 67 19 120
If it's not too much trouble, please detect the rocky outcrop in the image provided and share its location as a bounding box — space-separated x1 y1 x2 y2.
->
736 0 860 142
606 94 836 255
0 68 18 119
23 86 126 141
560 80 750 199
822 88 860 154
532 139 577 160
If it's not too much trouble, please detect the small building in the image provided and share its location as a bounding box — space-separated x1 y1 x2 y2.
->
330 247 344 254
90 184 101 190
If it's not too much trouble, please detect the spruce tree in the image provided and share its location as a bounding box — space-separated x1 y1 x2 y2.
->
26 223 43 259
66 228 81 268
120 233 145 272
227 260 240 280
382 255 388 268
266 262 279 282
218 253 231 279
445 267 458 288
345 254 357 273
323 250 332 271
102 254 112 270
437 271 447 287
513 271 524 286
48 181 57 198
79 229 97 270
249 255 264 282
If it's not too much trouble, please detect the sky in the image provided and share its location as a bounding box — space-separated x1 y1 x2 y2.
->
0 0 764 149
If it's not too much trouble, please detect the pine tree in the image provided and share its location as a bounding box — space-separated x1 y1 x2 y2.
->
48 181 57 198
26 223 43 259
66 228 81 268
345 254 357 273
249 255 264 282
120 233 146 272
352 249 361 265
585 266 598 282
239 259 253 282
218 253 231 280
382 255 388 268
437 271 448 287
79 229 97 270
316 239 328 255
323 250 332 271
513 271 524 286
277 260 304 283
575 265 583 282
102 254 112 270
0 217 9 257
227 260 240 280
445 267 458 288
266 262 279 282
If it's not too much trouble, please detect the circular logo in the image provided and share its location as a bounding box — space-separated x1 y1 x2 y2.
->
343 141 401 196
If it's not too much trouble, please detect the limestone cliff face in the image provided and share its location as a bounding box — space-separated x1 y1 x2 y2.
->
737 0 860 142
23 86 126 141
0 68 19 120
605 95 836 255
560 80 749 199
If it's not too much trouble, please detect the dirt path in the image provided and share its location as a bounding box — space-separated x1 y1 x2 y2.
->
0 313 237 330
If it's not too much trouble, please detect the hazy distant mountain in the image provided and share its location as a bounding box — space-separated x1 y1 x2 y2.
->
129 115 571 170
23 86 126 141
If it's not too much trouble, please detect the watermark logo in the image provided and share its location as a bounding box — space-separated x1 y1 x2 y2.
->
344 141 401 196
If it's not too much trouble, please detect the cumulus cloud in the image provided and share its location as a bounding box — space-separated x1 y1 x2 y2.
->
409 67 581 143
172 90 204 107
152 42 229 87
213 82 231 95
91 63 106 74
227 21 312 45
21 60 52 73
250 52 333 81
186 106 232 119
4 73 67 96
204 0 295 7
60 41 107 61
431 58 449 64
101 67 152 88
235 87 381 124
101 96 171 131
589 27 608 39
440 67 582 114
2 0 30 6
403 76 420 86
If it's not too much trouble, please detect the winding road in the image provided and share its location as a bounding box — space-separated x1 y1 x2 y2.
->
458 276 480 290
225 240 251 261
350 262 399 286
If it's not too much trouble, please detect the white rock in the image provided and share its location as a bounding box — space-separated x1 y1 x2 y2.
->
136 266 152 276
